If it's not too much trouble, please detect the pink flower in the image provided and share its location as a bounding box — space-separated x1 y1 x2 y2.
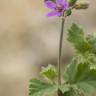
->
45 0 69 17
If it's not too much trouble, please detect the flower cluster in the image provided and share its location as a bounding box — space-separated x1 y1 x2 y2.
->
44 0 89 17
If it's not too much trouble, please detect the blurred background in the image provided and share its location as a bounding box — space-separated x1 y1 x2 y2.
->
0 0 96 96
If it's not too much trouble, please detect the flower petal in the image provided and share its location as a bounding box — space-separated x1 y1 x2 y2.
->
63 1 69 9
45 1 56 9
56 0 69 8
56 0 65 4
47 11 61 17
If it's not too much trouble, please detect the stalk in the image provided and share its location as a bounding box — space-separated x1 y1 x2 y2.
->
58 15 66 96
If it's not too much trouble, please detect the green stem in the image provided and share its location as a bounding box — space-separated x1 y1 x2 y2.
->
58 16 66 96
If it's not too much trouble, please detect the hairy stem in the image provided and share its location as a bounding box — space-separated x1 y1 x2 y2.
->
58 16 65 85
58 16 65 96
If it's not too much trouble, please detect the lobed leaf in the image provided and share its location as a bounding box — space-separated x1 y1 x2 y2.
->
68 23 91 53
29 79 58 96
58 84 70 94
64 61 96 96
86 34 96 54
63 88 80 96
40 64 57 82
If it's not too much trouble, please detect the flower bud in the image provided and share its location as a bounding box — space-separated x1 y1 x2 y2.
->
65 8 72 16
75 3 89 9
74 1 89 9
67 0 77 6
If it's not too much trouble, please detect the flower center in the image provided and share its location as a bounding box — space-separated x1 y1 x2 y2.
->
55 4 64 12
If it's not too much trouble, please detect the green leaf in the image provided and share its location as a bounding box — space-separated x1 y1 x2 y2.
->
64 61 96 96
71 53 96 69
63 87 80 96
59 84 70 94
68 23 91 53
62 84 83 96
29 79 57 96
40 64 57 82
64 57 79 84
87 34 96 54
